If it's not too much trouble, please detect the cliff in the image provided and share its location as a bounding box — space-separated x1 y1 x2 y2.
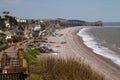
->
45 18 103 28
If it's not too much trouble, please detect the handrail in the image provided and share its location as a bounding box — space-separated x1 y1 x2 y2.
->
0 72 25 80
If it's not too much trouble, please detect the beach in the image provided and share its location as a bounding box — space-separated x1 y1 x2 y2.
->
47 26 120 80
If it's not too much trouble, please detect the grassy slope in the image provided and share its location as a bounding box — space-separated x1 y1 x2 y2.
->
26 56 105 80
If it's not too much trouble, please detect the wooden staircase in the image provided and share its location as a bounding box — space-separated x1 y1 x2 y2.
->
9 57 20 67
0 48 28 80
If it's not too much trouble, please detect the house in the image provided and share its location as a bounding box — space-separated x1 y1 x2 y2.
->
31 24 41 37
5 32 12 39
4 20 11 28
3 31 13 40
15 18 27 23
1 16 11 29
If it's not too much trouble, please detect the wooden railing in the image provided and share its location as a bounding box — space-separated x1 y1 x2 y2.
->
0 72 25 80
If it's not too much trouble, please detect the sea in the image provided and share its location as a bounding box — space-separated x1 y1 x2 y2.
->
77 22 120 66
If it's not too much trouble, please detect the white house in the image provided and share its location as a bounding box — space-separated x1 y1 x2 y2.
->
16 18 27 23
4 20 11 28
4 31 13 40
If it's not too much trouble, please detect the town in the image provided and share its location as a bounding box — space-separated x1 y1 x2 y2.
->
0 11 54 80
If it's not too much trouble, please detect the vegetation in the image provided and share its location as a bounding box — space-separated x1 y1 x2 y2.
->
11 35 26 43
23 49 40 63
0 33 6 39
0 15 18 31
0 18 5 30
0 33 8 51
26 56 105 80
41 21 49 31
46 18 103 28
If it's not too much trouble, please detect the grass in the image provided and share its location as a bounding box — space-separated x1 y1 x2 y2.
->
23 49 40 63
26 56 105 80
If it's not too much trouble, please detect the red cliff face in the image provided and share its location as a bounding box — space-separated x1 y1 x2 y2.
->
95 21 103 26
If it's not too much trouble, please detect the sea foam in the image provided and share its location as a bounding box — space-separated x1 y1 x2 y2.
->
77 28 120 66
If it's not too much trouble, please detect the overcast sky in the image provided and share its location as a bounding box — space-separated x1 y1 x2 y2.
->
0 0 120 22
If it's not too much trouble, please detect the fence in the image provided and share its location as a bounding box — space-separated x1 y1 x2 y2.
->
0 72 25 80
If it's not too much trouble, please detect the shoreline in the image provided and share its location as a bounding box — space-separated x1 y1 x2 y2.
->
75 27 120 70
47 26 120 80
72 27 120 80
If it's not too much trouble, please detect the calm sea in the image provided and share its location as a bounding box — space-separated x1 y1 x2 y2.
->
77 26 120 66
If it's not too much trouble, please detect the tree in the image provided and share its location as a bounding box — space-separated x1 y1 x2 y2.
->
3 11 10 16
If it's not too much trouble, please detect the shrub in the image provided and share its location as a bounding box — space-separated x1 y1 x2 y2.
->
23 49 40 63
26 56 105 80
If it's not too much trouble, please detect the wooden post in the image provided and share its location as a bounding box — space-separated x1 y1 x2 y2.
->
17 48 24 67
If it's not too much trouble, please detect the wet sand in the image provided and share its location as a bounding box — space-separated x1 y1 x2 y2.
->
47 26 120 80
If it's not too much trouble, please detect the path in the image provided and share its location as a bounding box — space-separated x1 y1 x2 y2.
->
0 39 33 68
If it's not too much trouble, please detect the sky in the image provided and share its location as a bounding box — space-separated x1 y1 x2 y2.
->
0 0 120 22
